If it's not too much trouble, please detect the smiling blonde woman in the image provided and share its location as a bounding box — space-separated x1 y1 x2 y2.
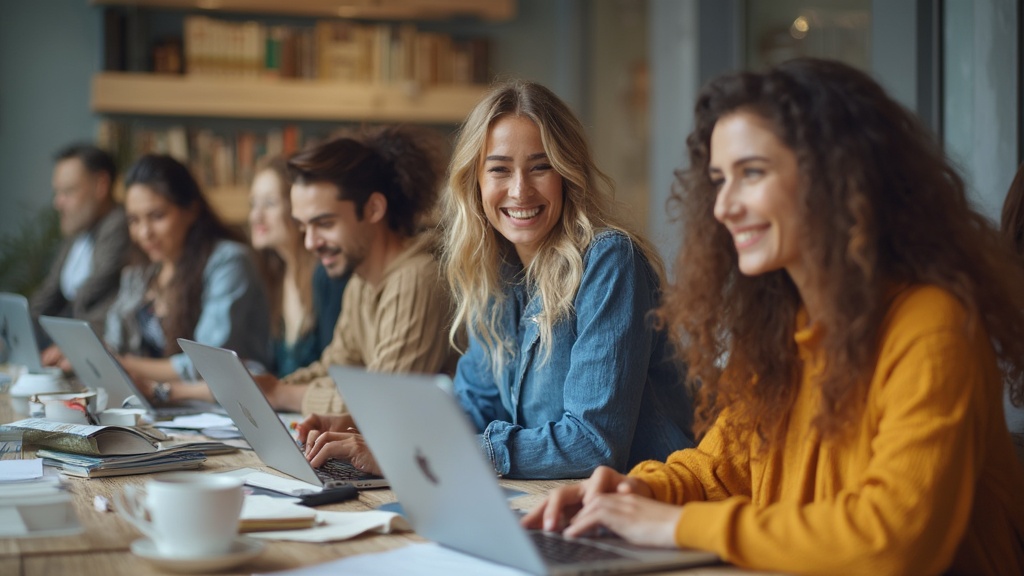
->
441 80 695 479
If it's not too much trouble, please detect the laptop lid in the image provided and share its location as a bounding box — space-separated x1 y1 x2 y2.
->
330 365 718 576
177 339 388 490
0 293 43 372
39 315 155 412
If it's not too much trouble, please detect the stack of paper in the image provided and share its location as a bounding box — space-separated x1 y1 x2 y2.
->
0 459 82 538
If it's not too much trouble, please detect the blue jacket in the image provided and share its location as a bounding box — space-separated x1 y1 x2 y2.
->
453 230 695 479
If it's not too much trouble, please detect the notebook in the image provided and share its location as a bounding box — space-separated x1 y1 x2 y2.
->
0 293 43 372
177 339 388 490
329 365 720 576
38 316 218 418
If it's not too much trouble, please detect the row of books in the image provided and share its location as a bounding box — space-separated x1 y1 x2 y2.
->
98 120 331 191
183 16 490 85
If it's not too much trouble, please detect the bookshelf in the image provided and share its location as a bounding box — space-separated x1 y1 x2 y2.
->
92 73 490 122
90 0 515 21
91 0 515 223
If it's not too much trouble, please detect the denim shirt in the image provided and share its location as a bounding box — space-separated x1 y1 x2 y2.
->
453 230 695 479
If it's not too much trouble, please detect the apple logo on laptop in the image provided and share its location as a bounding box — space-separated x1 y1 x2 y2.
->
239 402 259 429
415 447 439 485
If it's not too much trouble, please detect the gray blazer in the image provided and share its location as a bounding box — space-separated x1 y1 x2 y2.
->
104 240 270 380
30 206 131 338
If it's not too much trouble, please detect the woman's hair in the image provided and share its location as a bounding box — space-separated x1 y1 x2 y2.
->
251 156 316 339
286 125 446 237
1001 163 1024 262
443 79 664 370
664 57 1024 443
124 154 243 355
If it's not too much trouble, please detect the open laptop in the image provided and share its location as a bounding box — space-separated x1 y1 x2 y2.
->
0 293 43 372
39 316 217 418
330 365 720 576
178 339 388 490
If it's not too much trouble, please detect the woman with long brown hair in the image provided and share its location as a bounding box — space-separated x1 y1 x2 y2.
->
105 154 269 404
525 58 1024 575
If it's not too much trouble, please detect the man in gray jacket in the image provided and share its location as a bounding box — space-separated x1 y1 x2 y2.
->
31 143 130 363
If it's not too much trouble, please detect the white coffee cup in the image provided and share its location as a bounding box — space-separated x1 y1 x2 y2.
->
9 368 68 417
113 473 244 558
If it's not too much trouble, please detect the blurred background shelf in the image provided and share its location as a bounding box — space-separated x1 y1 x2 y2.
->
91 73 490 122
90 0 516 21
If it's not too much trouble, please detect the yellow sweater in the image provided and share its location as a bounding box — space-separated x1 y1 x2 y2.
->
630 285 1024 576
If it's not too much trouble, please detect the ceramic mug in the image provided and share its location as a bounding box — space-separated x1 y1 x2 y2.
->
113 473 244 558
9 368 68 417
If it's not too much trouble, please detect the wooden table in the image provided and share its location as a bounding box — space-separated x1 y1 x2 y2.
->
0 388 769 575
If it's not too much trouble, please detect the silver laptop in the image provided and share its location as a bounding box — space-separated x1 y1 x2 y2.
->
178 339 388 490
38 316 216 418
0 293 43 372
330 365 719 576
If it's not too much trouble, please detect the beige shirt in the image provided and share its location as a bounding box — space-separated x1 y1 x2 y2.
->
283 233 458 415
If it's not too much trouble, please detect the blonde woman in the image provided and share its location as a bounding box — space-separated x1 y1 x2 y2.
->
249 157 348 377
440 80 694 478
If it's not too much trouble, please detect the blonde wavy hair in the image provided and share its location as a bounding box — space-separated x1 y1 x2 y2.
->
442 80 664 372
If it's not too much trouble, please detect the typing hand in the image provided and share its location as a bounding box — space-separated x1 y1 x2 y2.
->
303 431 382 476
521 466 654 532
295 413 356 445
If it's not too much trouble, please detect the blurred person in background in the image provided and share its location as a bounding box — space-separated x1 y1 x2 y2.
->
249 156 348 378
105 153 269 405
33 143 131 364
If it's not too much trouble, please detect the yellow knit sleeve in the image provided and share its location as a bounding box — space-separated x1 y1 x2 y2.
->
629 410 753 505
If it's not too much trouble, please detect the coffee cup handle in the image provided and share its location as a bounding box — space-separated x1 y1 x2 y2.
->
112 485 157 541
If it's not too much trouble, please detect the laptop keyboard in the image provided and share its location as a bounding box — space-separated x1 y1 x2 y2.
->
315 458 383 482
529 531 627 565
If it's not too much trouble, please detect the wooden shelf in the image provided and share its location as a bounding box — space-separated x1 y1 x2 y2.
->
91 73 489 122
91 0 515 21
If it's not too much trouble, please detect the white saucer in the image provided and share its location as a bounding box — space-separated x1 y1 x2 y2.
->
130 536 264 573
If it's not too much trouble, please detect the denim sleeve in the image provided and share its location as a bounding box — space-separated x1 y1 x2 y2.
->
170 243 269 380
453 331 511 438
483 235 658 478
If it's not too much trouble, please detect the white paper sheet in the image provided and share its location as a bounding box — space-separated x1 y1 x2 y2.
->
252 542 530 575
0 458 43 482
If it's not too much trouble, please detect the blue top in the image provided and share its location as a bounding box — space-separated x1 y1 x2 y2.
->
270 265 349 377
453 230 695 479
106 240 270 381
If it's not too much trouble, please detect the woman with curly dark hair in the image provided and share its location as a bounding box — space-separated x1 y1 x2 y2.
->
525 58 1024 575
106 154 269 404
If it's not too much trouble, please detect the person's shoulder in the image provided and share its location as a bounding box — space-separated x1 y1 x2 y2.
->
209 239 251 261
584 228 646 266
94 205 127 236
391 234 443 277
884 284 971 336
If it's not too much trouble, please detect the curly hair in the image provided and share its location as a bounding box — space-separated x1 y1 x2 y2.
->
287 125 446 237
443 79 664 371
124 154 243 356
663 58 1024 443
250 156 316 339
1001 163 1024 263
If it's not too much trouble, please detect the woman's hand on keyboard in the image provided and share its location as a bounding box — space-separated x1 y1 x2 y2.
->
296 412 356 445
304 430 383 476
